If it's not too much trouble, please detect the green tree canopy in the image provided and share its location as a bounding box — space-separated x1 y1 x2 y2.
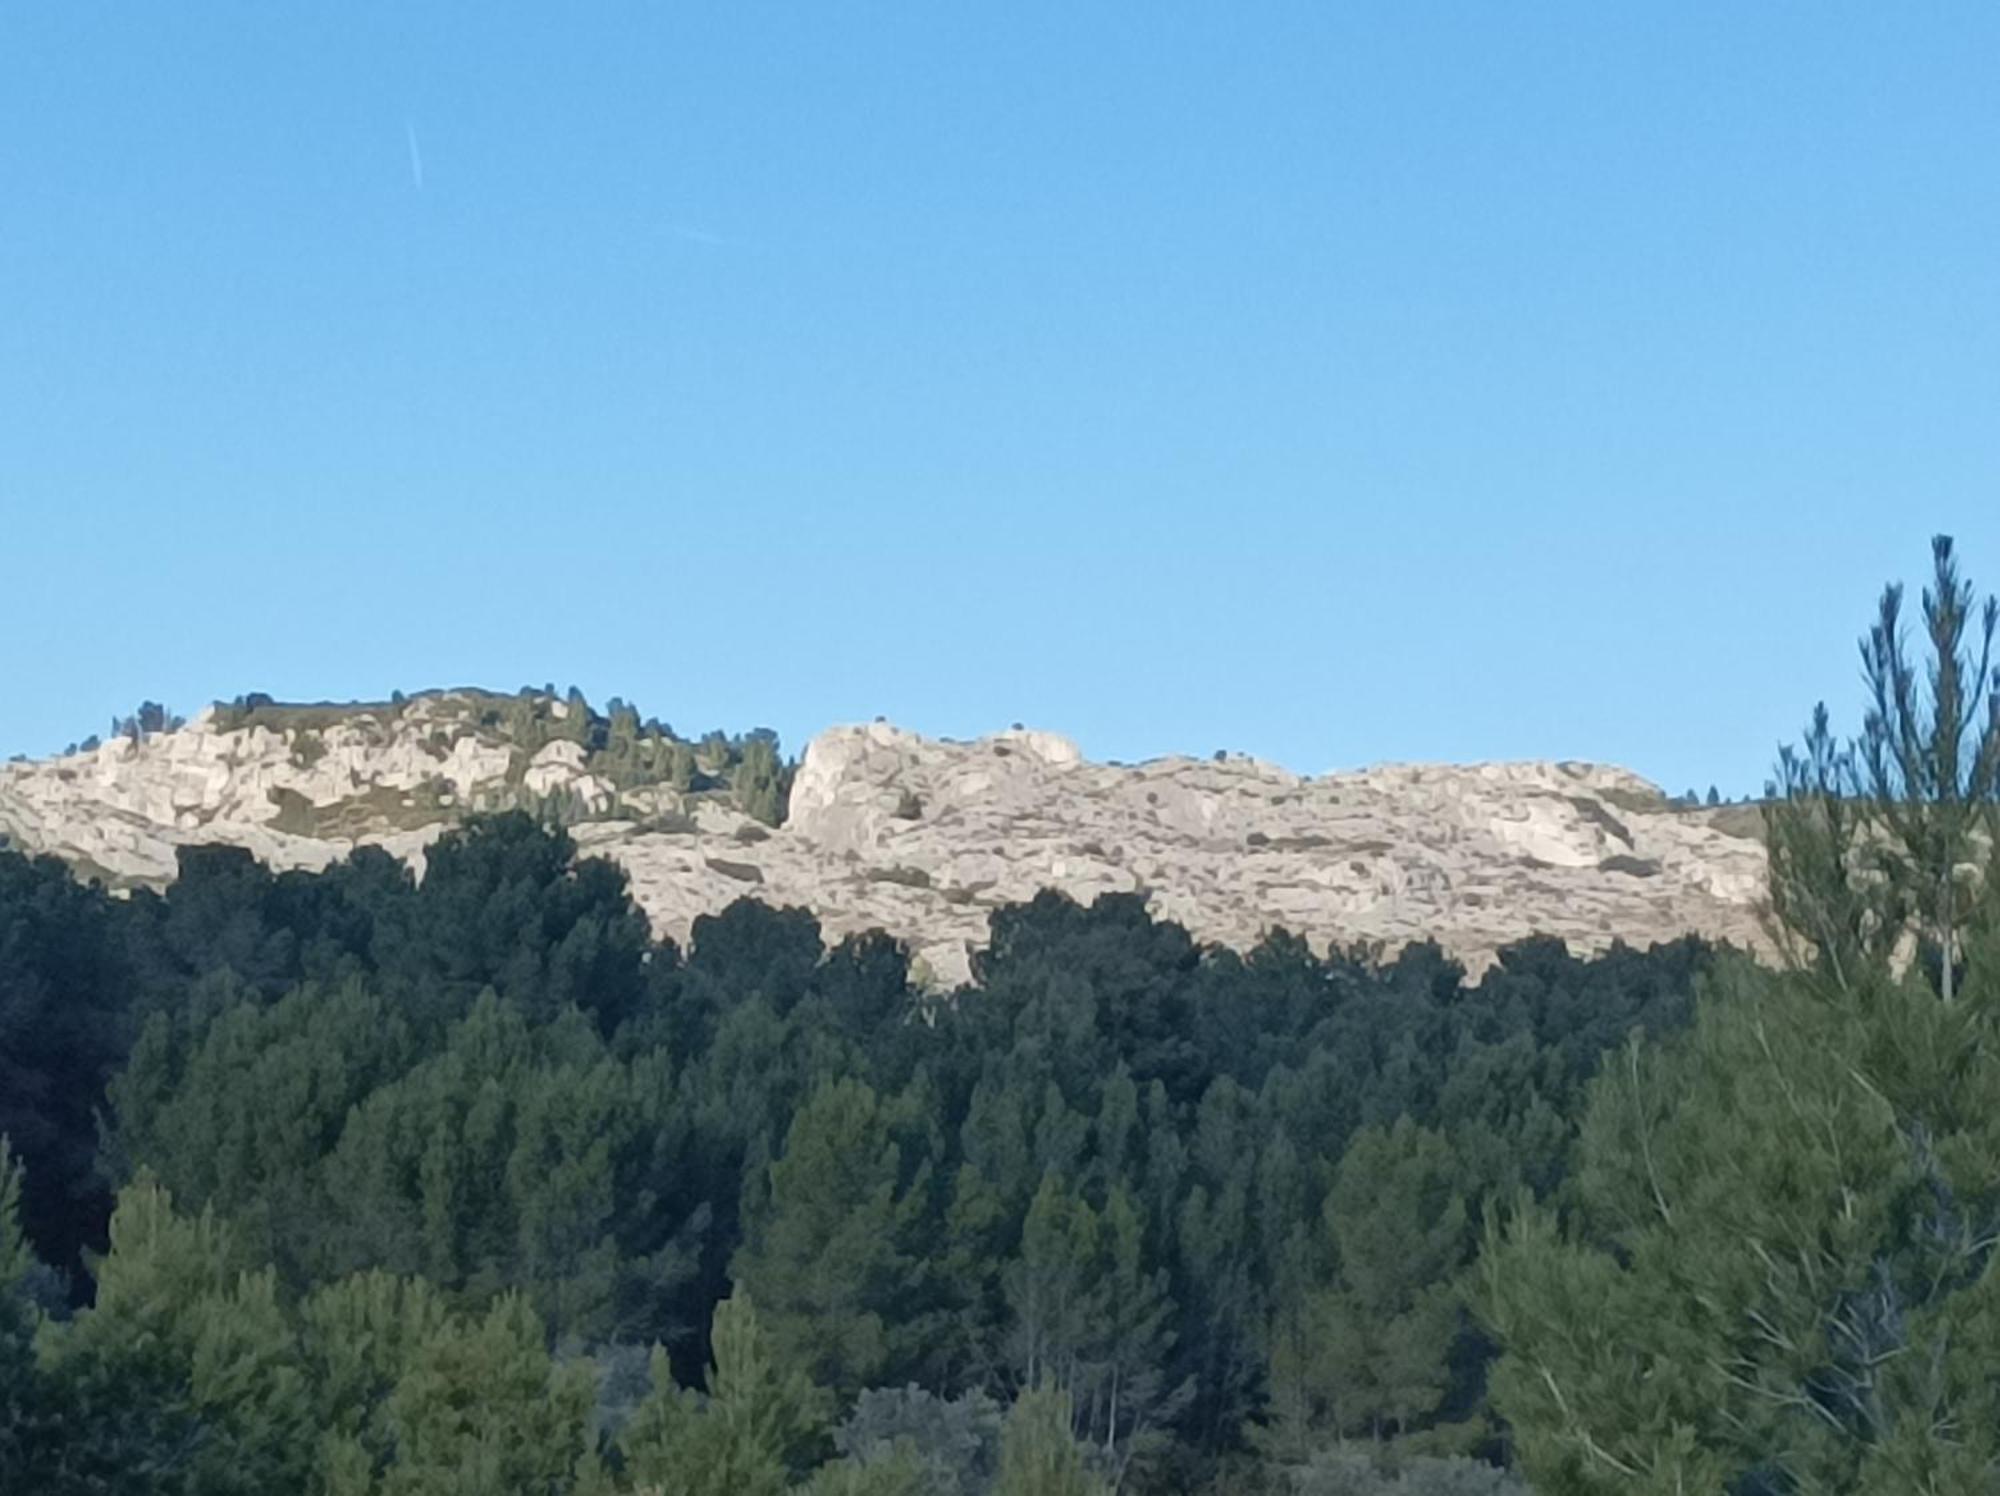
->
732 1079 933 1399
1484 538 2000 1493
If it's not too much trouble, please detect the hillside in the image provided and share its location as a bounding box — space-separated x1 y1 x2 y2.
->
0 688 1773 980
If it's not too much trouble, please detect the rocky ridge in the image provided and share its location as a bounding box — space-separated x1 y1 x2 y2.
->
0 692 1773 983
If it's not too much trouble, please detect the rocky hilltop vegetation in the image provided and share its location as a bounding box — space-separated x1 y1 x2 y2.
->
0 688 1772 981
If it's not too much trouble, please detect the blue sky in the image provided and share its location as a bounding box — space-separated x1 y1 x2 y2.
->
4 5 1997 795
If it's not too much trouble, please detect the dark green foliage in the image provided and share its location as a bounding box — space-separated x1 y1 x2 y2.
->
535 690 795 823
1483 952 2000 1492
0 851 132 1278
21 1177 603 1494
734 729 794 826
1263 1120 1471 1460
107 979 419 1281
0 799 1716 1490
1285 1451 1528 1494
1001 1176 1185 1479
0 1140 57 1484
381 811 654 1030
370 1290 598 1495
111 701 184 741
112 983 702 1347
834 1386 1005 1494
210 686 797 827
733 1079 935 1398
801 1446 933 1495
1486 538 2000 1492
33 1176 315 1496
21 558 1999 1489
620 1292 827 1496
995 1386 1109 1496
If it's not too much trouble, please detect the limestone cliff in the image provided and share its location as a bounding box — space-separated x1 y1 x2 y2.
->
0 692 1772 983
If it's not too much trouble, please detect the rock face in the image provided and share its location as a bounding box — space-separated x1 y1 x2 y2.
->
0 694 1773 984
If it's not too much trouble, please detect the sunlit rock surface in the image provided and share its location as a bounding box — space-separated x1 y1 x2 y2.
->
0 695 1771 984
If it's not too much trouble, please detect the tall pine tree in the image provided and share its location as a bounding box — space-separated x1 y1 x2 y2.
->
1484 540 2000 1493
732 1079 932 1399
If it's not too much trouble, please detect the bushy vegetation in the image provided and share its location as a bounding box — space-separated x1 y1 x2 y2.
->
5 539 1993 1492
1482 536 2000 1492
0 799 1708 1491
211 685 799 826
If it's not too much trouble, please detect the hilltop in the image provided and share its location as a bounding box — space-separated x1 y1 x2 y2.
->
0 688 1772 981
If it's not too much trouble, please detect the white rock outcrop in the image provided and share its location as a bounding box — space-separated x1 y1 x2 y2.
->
0 697 1773 984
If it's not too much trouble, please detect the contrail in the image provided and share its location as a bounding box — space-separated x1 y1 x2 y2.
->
406 123 424 191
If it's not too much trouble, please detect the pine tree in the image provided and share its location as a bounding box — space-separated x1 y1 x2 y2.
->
301 1269 452 1481
1003 1174 1106 1393
620 1292 826 1496
0 1141 29 1305
1483 541 2000 1492
999 1177 1183 1476
1854 535 2000 1002
377 1291 596 1496
732 1079 930 1398
1263 1122 1468 1457
1767 534 2000 997
0 848 130 1275
1322 1122 1468 1442
1481 952 2000 1492
732 731 791 827
0 1139 52 1485
107 979 418 1283
1087 1186 1187 1478
34 1176 315 1495
832 1385 1005 1495
1172 1078 1267 1449
995 1387 1109 1496
800 1442 931 1495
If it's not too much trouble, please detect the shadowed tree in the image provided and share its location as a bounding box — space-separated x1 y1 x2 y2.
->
733 1078 933 1399
1485 540 2000 1493
620 1292 827 1496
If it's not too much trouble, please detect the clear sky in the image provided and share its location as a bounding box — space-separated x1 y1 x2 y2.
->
4 6 1997 796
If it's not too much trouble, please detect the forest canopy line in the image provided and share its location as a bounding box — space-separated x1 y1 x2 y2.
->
1 536 1995 1494
0 814 1701 1493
